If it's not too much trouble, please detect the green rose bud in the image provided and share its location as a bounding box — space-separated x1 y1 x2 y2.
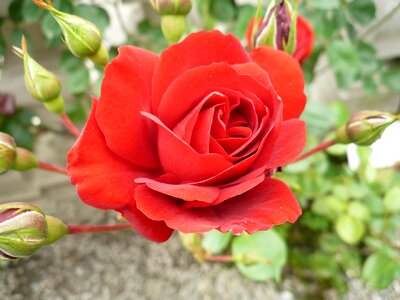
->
0 203 47 261
0 132 17 174
13 37 65 115
253 0 297 54
13 37 61 103
335 111 399 146
33 0 109 66
150 0 192 15
0 132 39 173
149 0 193 43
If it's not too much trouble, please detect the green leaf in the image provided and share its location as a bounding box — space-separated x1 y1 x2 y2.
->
9 0 24 23
347 0 376 25
362 253 397 289
335 215 365 245
383 187 400 213
330 100 350 127
66 67 90 94
327 41 360 89
21 0 44 23
60 50 82 73
306 0 340 10
363 76 377 96
357 42 381 75
231 5 256 38
65 101 87 123
202 230 232 255
73 4 110 33
381 68 400 92
0 33 5 58
348 202 370 221
209 0 237 22
232 230 286 282
41 13 62 41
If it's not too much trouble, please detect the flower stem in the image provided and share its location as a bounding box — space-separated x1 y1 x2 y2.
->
295 139 336 162
205 255 235 263
60 113 81 138
38 161 68 175
67 223 132 235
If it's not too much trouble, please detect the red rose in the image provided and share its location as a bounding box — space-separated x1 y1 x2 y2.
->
67 31 306 242
246 16 314 63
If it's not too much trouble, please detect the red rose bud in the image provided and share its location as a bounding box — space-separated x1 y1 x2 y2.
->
0 132 17 174
150 0 193 43
33 0 109 66
335 111 399 146
0 93 16 116
13 37 65 115
0 203 47 261
253 0 297 54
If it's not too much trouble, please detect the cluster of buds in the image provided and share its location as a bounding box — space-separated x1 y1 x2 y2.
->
250 0 297 54
335 111 399 146
0 202 67 261
0 132 38 174
13 37 65 115
33 0 108 67
149 0 193 43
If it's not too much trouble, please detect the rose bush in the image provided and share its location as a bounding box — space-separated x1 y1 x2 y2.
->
67 30 306 242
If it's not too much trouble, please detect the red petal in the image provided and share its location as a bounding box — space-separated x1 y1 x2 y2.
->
135 177 220 203
251 46 306 120
96 46 160 169
135 177 301 234
68 99 147 210
259 119 307 169
142 112 233 182
152 30 250 112
294 16 314 63
121 206 174 243
158 63 272 129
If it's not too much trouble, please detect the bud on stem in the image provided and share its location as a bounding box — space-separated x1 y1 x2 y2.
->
149 0 193 43
252 0 297 54
13 36 65 115
0 132 38 173
0 202 68 262
335 111 399 146
33 0 109 66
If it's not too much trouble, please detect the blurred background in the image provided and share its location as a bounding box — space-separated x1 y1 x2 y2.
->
1 0 400 299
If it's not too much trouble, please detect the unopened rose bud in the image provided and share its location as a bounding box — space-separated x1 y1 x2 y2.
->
150 0 192 15
252 0 297 54
150 0 192 43
335 111 399 146
33 1 109 66
13 37 65 115
0 203 47 261
0 132 38 173
179 233 205 262
13 37 61 103
0 132 17 174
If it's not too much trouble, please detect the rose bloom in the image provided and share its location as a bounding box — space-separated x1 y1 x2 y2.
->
68 30 306 242
246 16 315 63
